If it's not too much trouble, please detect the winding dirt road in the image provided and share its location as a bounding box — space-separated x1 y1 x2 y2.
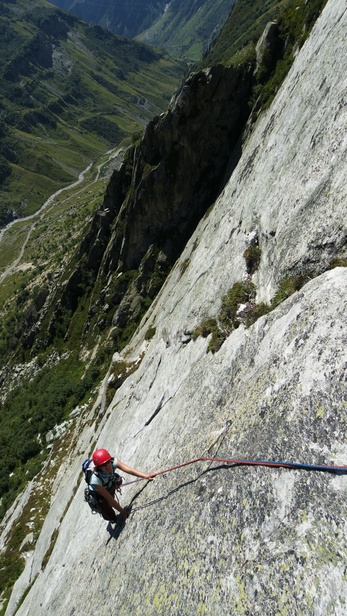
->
0 162 94 284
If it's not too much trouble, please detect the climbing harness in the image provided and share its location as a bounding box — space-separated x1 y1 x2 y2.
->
120 455 347 487
82 458 123 515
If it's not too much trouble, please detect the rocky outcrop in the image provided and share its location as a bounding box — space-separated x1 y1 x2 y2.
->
254 21 281 75
82 64 252 333
4 11 72 81
45 61 253 342
111 63 252 272
5 1 347 614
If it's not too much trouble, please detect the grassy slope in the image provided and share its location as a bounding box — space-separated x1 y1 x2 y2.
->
49 0 235 62
137 0 237 62
199 0 290 66
48 0 168 38
0 0 185 223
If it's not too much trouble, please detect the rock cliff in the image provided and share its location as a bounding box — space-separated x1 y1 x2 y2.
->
44 61 252 345
5 0 347 614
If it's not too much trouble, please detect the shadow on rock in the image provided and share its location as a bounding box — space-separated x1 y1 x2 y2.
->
106 504 132 543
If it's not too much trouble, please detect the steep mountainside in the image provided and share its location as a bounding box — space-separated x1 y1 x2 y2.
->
48 0 298 62
7 0 327 373
49 0 237 61
0 0 184 226
136 0 237 61
48 0 167 38
2 0 347 614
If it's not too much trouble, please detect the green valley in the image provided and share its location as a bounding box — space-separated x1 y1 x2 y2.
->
0 0 185 226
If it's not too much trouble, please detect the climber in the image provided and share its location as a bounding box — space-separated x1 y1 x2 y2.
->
88 448 153 523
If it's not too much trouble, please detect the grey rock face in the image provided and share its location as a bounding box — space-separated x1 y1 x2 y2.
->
6 1 347 614
43 61 252 344
97 62 252 277
255 21 281 74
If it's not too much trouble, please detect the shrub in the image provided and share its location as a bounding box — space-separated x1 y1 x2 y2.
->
208 328 226 354
192 281 257 354
192 317 224 353
80 115 124 143
192 318 218 340
271 274 310 308
145 325 156 340
245 302 271 327
328 257 347 269
219 280 256 332
243 245 261 274
0 157 11 182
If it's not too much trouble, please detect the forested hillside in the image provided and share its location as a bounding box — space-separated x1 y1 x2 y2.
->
48 0 167 38
136 0 237 61
0 0 185 226
49 0 238 61
47 0 309 62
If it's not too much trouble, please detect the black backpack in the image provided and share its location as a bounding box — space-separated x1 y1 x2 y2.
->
82 459 123 515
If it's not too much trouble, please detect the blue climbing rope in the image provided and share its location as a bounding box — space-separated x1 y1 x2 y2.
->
121 455 347 487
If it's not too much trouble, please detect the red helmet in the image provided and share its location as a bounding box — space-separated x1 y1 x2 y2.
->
92 448 112 467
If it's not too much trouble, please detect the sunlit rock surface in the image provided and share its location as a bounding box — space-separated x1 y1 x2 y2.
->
7 1 347 614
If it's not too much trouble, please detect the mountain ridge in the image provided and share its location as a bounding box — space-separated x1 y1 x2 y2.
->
48 0 237 61
48 0 168 38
